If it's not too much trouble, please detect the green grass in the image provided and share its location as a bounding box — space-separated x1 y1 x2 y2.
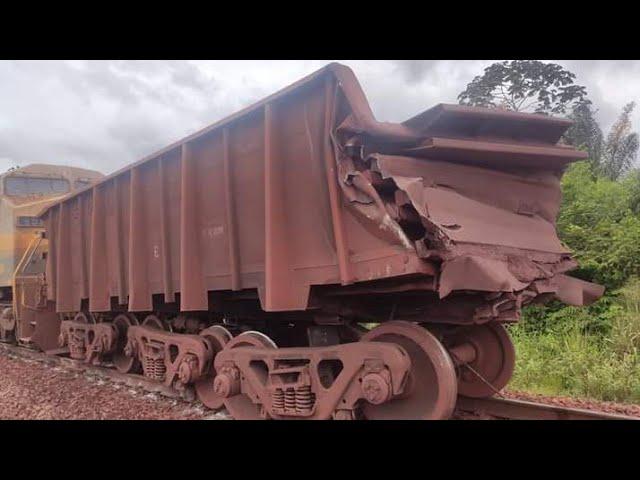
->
508 278 640 404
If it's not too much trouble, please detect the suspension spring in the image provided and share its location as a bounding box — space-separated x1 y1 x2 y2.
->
142 351 166 382
272 385 316 415
295 385 314 414
284 388 296 411
272 388 285 410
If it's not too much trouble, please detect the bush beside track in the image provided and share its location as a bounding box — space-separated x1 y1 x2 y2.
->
510 162 640 403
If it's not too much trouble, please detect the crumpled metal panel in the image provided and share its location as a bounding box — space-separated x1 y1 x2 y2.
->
402 103 573 145
555 274 605 306
438 256 529 299
39 62 602 318
371 154 568 253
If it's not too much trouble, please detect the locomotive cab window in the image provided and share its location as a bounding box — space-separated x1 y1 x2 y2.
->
4 176 70 196
16 216 44 228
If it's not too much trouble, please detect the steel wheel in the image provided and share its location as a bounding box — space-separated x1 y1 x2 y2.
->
222 331 277 420
361 321 458 420
446 322 515 398
112 313 140 373
194 325 233 410
74 312 96 324
142 314 168 331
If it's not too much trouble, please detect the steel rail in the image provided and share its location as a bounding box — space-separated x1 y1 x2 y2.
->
456 396 639 421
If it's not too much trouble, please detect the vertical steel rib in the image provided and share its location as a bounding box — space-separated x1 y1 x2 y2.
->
223 128 241 291
158 158 174 302
114 176 127 305
179 143 207 311
78 195 89 300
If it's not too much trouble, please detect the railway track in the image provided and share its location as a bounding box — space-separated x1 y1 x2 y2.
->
455 396 639 420
1 341 637 421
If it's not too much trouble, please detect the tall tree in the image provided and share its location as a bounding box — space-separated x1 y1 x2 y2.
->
626 168 640 215
564 102 604 173
602 102 639 181
458 60 588 115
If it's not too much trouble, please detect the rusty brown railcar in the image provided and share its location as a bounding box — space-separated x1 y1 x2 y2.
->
31 63 602 420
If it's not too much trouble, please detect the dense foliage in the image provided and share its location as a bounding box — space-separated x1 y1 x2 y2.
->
558 162 640 291
509 161 640 402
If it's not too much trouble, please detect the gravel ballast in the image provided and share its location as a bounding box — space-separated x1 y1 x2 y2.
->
0 351 229 420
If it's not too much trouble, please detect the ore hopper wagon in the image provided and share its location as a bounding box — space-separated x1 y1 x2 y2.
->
26 63 602 420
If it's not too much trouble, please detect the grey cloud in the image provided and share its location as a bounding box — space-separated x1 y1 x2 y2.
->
555 60 640 133
170 63 216 92
0 60 226 173
356 60 493 121
391 60 440 83
1 60 639 176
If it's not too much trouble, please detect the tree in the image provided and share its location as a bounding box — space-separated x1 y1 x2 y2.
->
564 101 639 180
564 102 604 173
458 60 588 115
624 168 640 215
601 102 639 181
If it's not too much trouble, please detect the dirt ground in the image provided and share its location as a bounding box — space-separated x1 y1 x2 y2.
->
0 351 229 420
502 389 640 418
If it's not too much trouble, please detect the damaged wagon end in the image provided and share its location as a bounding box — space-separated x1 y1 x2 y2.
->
330 99 604 327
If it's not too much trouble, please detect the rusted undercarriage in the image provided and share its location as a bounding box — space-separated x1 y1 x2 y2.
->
2 63 605 419
54 310 516 419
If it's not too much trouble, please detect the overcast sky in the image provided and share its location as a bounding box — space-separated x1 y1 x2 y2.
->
1 60 638 175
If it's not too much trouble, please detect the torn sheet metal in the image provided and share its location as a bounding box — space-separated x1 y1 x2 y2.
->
555 274 606 306
328 62 600 311
438 256 529 299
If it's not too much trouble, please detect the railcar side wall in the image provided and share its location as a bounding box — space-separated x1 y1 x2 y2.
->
42 74 410 314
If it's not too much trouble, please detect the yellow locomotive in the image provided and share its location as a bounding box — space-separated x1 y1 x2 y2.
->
0 164 102 343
